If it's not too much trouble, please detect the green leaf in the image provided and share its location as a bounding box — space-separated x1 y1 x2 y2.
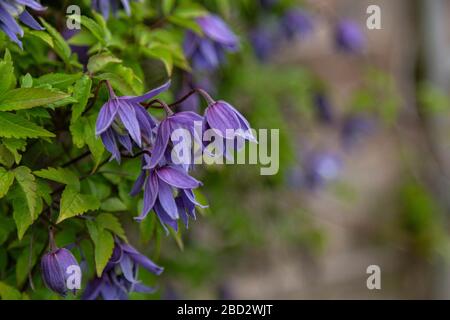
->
163 0 176 15
95 72 136 96
34 167 80 189
84 115 104 168
96 212 127 241
87 53 122 74
14 166 37 216
0 88 69 111
16 241 44 287
12 191 42 240
0 282 22 300
100 197 127 212
57 185 100 223
0 49 16 95
0 167 14 198
3 138 26 163
20 74 33 88
36 178 52 206
86 220 114 277
0 112 55 138
70 15 110 46
34 73 82 90
71 75 92 121
39 19 72 64
0 144 14 167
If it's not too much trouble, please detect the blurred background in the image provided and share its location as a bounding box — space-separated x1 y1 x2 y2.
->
132 0 450 299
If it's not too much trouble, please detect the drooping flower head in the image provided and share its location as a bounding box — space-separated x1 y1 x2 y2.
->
184 14 239 71
83 239 163 300
281 9 314 40
0 0 45 48
335 20 365 53
131 163 204 232
95 80 171 162
91 0 136 20
203 100 257 145
41 247 81 296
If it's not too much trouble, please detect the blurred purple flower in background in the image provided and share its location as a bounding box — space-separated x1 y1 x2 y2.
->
92 0 135 20
281 9 314 40
303 151 342 190
335 20 365 53
41 247 80 296
0 0 45 48
249 24 278 61
83 239 163 300
340 115 375 149
184 14 239 71
62 28 89 66
313 93 335 125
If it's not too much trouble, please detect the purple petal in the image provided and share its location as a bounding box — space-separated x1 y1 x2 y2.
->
176 197 189 228
16 0 46 11
41 252 67 296
117 101 141 147
156 166 201 189
101 129 121 162
157 179 179 219
96 100 119 135
205 101 241 138
19 10 44 31
125 80 171 103
120 254 138 283
154 200 178 233
130 169 146 197
198 40 220 68
121 243 164 275
132 283 157 294
135 170 158 221
196 14 238 46
117 134 133 154
146 120 170 169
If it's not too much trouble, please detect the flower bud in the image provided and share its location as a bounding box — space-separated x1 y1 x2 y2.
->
41 248 81 296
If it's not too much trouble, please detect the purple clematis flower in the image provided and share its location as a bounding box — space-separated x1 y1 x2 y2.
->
0 0 45 48
183 14 239 71
131 164 203 231
41 247 81 296
335 20 365 53
95 80 170 162
203 100 256 144
281 9 313 40
145 111 203 169
91 0 135 20
82 239 163 300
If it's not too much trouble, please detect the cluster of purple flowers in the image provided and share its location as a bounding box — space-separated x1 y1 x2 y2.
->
95 79 255 231
249 6 366 62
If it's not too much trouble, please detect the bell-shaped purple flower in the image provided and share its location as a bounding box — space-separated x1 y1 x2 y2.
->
335 20 365 53
95 80 170 162
131 164 203 230
184 14 239 71
83 239 163 300
41 247 81 296
146 111 203 169
0 0 45 48
92 0 135 20
281 9 313 40
203 100 256 144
